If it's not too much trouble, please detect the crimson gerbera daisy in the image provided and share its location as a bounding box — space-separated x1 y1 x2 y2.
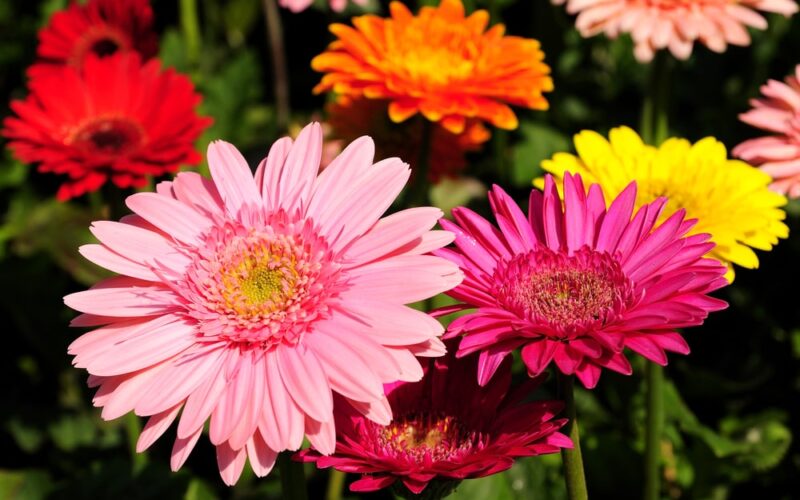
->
435 174 728 389
3 53 211 201
64 123 462 484
30 0 158 77
296 342 571 496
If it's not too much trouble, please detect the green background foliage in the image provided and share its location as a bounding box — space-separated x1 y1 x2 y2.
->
1 0 798 498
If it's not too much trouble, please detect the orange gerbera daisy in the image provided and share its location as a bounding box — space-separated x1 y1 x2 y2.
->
327 96 490 181
311 0 553 134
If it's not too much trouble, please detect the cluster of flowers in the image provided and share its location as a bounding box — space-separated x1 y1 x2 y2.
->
2 0 211 200
5 0 800 496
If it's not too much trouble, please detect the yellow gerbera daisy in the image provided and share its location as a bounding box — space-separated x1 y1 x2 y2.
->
537 126 788 281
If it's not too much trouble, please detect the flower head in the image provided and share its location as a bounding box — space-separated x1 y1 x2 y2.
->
436 175 728 389
312 0 553 134
733 65 800 198
539 127 788 280
63 123 462 484
297 343 570 495
554 0 798 62
327 96 490 181
2 53 211 200
31 0 158 77
280 0 368 13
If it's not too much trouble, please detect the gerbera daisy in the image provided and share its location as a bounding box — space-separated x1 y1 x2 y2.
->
296 342 571 495
733 65 800 198
553 0 798 62
539 127 788 280
31 0 158 77
436 175 728 389
311 0 553 134
3 53 211 201
327 96 490 182
280 0 368 13
64 123 462 485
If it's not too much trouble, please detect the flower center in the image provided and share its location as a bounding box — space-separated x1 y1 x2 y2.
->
496 247 633 338
387 17 480 88
91 38 121 57
69 118 144 157
374 412 485 462
181 216 341 349
70 25 129 66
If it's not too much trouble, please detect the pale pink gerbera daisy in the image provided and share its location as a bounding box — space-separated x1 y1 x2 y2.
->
64 123 462 485
435 174 728 389
553 0 798 62
280 0 367 13
734 65 800 198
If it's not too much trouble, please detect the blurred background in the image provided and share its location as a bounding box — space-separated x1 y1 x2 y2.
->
1 0 799 498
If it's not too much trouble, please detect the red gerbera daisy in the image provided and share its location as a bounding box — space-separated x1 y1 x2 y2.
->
296 343 571 496
3 53 211 201
31 0 158 77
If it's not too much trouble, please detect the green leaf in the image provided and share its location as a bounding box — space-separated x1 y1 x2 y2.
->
184 478 218 500
0 469 53 500
511 122 571 188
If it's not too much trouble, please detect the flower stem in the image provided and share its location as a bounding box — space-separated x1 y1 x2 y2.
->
644 362 665 500
557 372 588 500
179 0 201 66
640 51 670 146
402 117 434 209
279 452 308 500
262 0 291 132
325 469 346 500
124 413 147 473
640 50 672 500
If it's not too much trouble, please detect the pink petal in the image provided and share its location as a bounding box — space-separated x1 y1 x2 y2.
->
246 432 278 477
207 140 262 218
305 414 336 455
276 346 333 423
137 405 181 452
308 332 383 402
126 192 212 246
216 441 247 486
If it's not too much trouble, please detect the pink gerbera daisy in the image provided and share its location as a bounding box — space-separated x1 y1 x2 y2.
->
31 0 158 77
553 0 798 62
435 175 728 389
733 65 800 198
64 123 462 485
280 0 368 13
296 342 571 496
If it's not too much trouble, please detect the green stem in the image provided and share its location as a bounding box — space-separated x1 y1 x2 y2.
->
279 453 308 500
557 372 588 500
124 413 147 473
640 50 672 500
179 0 201 66
644 363 665 500
493 129 509 186
403 117 434 209
325 469 346 500
639 51 671 146
263 0 291 132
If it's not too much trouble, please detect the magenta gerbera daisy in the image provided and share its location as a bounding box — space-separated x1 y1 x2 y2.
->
436 174 728 389
30 0 158 77
64 123 462 485
296 342 571 496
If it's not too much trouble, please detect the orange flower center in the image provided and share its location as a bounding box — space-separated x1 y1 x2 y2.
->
385 24 479 90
